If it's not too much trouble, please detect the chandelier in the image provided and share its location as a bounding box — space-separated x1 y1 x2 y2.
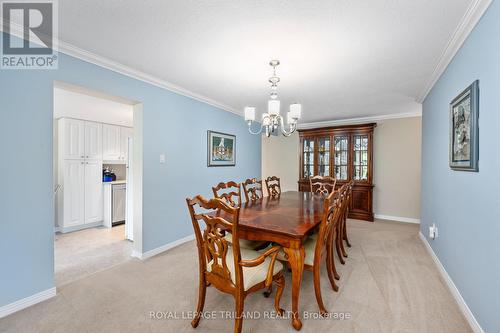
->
244 60 302 137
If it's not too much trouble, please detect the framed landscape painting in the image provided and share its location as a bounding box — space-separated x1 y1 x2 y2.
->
449 80 479 172
207 130 236 167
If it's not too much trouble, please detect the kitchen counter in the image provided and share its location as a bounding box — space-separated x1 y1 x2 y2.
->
103 180 127 185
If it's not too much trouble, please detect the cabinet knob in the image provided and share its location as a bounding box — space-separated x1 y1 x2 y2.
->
81 156 84 158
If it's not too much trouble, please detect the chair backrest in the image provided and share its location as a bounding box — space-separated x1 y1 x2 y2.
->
265 176 281 198
343 180 354 218
212 181 242 207
242 178 263 202
310 176 337 195
313 189 344 264
186 195 243 289
338 183 349 214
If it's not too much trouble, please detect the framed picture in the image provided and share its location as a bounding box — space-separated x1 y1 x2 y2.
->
449 80 479 171
207 130 236 167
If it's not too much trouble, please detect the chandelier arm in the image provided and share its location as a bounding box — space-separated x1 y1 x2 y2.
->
278 116 297 137
247 121 264 135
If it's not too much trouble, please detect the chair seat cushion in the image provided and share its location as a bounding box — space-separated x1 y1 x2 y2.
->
208 247 283 291
223 233 267 250
274 237 318 266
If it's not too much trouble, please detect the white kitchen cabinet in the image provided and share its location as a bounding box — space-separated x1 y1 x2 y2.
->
58 118 104 232
60 159 103 231
62 160 85 227
84 160 103 224
102 124 122 160
120 127 133 161
57 118 132 232
59 119 102 160
60 118 85 159
84 121 102 159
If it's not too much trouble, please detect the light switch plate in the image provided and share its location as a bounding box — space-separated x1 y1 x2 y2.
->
429 223 438 239
159 153 166 164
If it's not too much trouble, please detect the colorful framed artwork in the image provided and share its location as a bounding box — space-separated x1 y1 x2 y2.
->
449 80 479 172
207 130 236 167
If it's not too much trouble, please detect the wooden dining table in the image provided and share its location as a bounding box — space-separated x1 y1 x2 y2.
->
223 191 325 330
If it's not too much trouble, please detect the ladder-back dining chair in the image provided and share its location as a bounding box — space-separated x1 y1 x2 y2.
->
265 176 281 198
212 181 242 207
334 183 350 265
309 175 337 195
338 180 354 256
276 190 345 314
213 181 265 250
186 195 285 333
303 190 345 314
242 178 264 202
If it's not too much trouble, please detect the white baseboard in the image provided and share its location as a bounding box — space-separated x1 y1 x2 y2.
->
132 234 195 260
418 232 484 333
0 287 56 319
375 214 420 224
59 221 103 234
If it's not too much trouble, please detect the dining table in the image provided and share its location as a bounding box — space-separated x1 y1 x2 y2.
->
221 191 325 330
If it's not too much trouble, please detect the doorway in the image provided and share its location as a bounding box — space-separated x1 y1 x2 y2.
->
52 81 143 286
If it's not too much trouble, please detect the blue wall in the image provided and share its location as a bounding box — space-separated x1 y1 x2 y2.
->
0 34 261 307
421 1 500 331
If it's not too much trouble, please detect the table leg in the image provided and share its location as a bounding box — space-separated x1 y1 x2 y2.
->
284 246 305 331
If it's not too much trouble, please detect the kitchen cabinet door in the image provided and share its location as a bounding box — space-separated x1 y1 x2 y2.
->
102 124 121 160
63 160 85 227
61 118 85 160
120 127 133 161
84 121 102 160
84 160 103 224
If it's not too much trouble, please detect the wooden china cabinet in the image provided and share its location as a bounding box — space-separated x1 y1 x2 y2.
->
298 123 376 221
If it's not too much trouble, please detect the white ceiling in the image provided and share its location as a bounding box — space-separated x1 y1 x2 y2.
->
57 0 475 123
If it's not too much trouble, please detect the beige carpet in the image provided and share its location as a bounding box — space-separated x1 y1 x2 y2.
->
1 220 471 333
55 225 133 286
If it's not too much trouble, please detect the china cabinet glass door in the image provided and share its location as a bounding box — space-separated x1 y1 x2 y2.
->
353 134 369 181
303 138 315 178
317 136 330 177
334 136 349 180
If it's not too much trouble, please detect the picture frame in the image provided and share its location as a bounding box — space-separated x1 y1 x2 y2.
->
207 130 236 167
449 80 479 172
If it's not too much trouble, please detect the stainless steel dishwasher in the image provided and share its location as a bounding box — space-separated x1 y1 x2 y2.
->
112 183 126 225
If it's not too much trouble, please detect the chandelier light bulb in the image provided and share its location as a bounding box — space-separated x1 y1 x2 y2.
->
268 100 280 116
290 103 302 120
244 107 256 122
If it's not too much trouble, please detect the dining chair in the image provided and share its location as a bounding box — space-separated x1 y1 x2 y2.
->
242 178 264 202
265 176 281 198
335 184 350 264
342 180 354 249
309 175 337 195
212 181 242 207
304 190 345 314
213 181 265 250
186 195 285 333
277 190 344 314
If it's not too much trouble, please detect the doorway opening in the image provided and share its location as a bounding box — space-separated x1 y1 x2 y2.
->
52 81 142 286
